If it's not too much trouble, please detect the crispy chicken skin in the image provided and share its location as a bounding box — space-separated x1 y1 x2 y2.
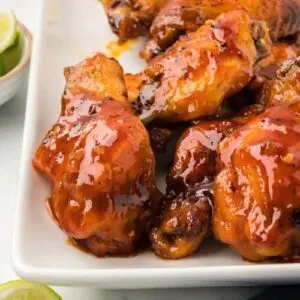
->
102 0 165 40
258 57 300 108
133 10 272 123
141 0 300 61
149 106 263 259
63 54 129 108
214 101 300 261
33 53 160 257
249 43 300 90
124 73 145 103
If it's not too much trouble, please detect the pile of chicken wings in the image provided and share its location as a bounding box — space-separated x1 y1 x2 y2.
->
33 0 300 262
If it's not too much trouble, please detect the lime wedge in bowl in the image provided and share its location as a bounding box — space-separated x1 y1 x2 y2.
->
0 280 62 300
0 57 5 77
0 11 17 54
0 29 22 74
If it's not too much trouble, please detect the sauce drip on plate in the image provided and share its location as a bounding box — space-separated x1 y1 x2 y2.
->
106 39 136 58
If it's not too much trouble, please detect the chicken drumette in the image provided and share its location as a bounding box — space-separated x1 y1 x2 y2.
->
214 101 300 261
33 53 161 257
133 10 271 123
141 0 300 61
150 105 263 259
150 121 236 259
102 0 165 40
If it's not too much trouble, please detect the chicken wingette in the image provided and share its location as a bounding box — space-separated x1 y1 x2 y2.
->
133 10 272 123
141 0 300 61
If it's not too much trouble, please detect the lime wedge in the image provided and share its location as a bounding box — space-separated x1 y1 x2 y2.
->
0 280 62 300
0 11 17 54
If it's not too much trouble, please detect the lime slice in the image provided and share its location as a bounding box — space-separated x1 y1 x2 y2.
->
0 29 21 73
0 57 5 77
0 11 17 54
0 280 62 300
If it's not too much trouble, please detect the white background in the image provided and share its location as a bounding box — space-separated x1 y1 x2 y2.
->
0 0 262 298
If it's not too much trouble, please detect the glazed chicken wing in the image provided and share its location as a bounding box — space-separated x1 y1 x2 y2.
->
33 53 160 257
102 0 165 40
141 0 300 61
249 43 300 90
133 10 272 123
150 105 263 259
150 121 236 259
258 57 300 108
214 101 300 261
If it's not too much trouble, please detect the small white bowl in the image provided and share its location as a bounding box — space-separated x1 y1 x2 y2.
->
0 22 32 107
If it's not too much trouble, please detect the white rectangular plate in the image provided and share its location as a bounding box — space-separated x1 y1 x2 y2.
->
12 0 300 288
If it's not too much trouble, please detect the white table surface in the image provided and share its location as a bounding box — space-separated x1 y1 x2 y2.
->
0 0 263 298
